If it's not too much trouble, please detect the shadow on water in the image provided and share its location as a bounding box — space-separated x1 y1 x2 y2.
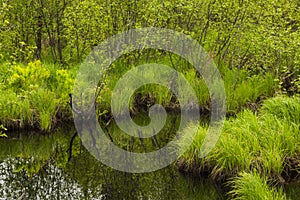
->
0 114 225 200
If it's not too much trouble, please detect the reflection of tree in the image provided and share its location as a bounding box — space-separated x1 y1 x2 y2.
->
63 145 223 200
0 120 223 199
0 158 84 199
67 93 114 162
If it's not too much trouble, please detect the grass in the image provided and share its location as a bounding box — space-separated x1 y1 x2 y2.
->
177 96 299 199
0 124 7 137
260 96 300 124
97 55 277 115
0 89 34 127
176 95 300 199
29 89 58 131
0 56 279 132
177 95 300 179
228 172 287 200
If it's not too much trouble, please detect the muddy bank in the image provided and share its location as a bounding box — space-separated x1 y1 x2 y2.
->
176 156 300 185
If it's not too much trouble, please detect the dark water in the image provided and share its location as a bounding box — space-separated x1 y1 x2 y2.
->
0 115 224 200
1 114 299 200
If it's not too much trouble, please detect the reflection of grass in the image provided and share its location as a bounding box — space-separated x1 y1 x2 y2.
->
0 128 72 176
177 95 299 199
0 129 68 160
106 113 179 153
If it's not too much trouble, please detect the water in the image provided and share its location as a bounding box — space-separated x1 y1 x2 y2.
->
1 114 298 199
0 115 224 200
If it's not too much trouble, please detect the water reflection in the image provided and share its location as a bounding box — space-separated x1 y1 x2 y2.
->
0 158 84 199
0 124 224 200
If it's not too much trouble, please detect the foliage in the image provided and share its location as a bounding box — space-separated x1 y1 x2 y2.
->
0 0 298 95
63 0 106 63
0 61 74 131
8 60 50 92
0 0 298 130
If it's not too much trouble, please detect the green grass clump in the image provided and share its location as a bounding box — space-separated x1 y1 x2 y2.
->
178 96 300 177
224 68 275 112
260 96 300 124
0 89 34 127
29 89 58 131
178 124 207 164
228 172 286 200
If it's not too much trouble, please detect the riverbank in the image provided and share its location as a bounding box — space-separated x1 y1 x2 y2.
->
177 95 300 199
0 96 299 199
0 60 277 132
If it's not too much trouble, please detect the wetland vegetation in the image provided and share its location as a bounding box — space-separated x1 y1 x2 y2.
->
0 0 299 199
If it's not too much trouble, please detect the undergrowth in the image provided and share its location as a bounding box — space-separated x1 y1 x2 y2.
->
0 61 74 131
0 57 280 132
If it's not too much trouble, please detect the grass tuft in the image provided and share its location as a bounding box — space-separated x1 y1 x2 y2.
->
228 172 286 200
178 96 300 179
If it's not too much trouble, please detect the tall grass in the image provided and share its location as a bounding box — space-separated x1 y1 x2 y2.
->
223 67 275 112
177 96 300 178
29 89 58 131
0 57 281 131
0 89 33 127
228 172 286 200
260 96 300 124
97 58 276 115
